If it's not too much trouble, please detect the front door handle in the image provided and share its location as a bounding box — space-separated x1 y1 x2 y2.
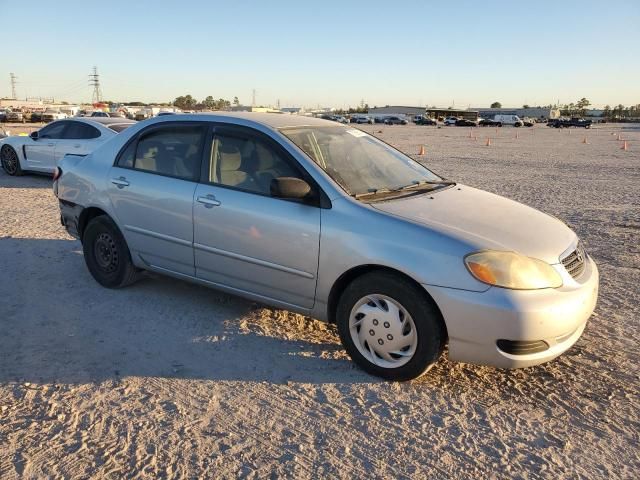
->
111 176 130 189
47 143 55 147
197 194 221 208
73 144 81 148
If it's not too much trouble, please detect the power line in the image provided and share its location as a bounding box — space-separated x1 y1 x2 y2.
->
89 66 102 103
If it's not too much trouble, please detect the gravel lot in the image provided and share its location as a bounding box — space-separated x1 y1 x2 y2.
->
1 122 638 479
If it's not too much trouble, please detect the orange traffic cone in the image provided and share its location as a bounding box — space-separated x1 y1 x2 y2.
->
621 141 628 151
582 137 589 144
485 138 491 146
418 145 426 155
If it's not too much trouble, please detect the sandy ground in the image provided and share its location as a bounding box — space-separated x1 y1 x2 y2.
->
1 122 638 479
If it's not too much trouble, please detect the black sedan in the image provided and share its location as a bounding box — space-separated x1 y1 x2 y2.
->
455 119 478 127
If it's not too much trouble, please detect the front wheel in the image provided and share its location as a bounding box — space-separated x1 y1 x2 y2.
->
336 272 446 381
83 215 141 288
1 145 23 176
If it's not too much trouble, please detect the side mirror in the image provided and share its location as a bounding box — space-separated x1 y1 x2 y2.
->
29 131 39 140
270 177 311 200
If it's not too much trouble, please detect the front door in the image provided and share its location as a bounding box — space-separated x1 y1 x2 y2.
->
107 123 207 276
193 126 321 309
24 121 68 170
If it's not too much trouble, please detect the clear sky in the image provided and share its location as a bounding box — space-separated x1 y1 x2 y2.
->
2 0 639 108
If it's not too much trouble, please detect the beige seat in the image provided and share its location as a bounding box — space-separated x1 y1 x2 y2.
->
218 143 249 188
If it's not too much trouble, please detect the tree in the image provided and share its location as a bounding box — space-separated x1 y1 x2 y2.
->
522 104 530 109
233 96 240 106
490 102 502 108
202 96 216 109
576 97 591 116
173 94 197 110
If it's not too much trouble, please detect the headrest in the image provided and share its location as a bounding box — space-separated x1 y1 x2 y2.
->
219 145 242 171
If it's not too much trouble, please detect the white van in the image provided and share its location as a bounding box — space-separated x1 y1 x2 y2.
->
493 114 523 127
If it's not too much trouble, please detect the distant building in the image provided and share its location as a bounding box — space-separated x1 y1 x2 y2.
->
472 107 560 120
368 106 426 117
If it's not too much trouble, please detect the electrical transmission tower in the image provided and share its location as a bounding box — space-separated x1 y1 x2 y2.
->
10 73 17 99
89 66 102 103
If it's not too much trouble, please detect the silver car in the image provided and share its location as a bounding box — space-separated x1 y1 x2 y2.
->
53 113 599 381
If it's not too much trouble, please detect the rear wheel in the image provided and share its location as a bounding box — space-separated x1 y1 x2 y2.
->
1 145 23 176
83 215 141 288
336 272 446 381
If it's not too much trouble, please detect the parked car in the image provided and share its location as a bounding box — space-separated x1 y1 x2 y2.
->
479 118 502 127
415 117 437 126
548 118 592 129
135 110 153 121
30 111 43 123
89 111 110 118
384 116 408 125
374 116 386 124
443 117 458 126
52 113 599 381
0 117 136 176
493 114 524 127
522 118 535 127
0 110 7 122
6 111 25 123
455 119 478 127
43 109 68 123
351 115 374 124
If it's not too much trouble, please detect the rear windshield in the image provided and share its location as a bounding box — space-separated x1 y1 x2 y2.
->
108 123 134 133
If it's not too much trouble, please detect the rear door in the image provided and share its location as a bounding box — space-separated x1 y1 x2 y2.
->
55 120 103 164
193 125 321 308
24 121 68 170
107 122 207 276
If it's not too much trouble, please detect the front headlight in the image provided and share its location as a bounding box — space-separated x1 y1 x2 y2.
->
464 251 563 290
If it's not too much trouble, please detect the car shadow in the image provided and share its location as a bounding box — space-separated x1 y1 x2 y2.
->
0 169 53 188
0 237 374 386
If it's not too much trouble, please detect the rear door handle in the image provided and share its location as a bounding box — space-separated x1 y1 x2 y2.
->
47 143 55 147
197 194 221 208
73 144 81 148
111 177 130 189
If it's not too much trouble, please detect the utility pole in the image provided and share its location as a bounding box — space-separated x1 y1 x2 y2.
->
89 66 102 104
252 89 256 107
10 73 17 99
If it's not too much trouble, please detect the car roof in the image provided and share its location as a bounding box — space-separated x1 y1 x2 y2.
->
145 112 339 130
73 117 136 126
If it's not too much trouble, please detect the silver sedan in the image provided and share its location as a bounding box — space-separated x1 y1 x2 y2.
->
53 113 599 381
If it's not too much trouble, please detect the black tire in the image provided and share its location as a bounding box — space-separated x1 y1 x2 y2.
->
83 215 141 288
336 271 446 381
1 145 24 176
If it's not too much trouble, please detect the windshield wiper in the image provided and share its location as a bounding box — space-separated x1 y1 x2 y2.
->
353 188 393 199
395 180 456 191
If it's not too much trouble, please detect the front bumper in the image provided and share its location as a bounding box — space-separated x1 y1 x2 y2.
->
424 256 599 368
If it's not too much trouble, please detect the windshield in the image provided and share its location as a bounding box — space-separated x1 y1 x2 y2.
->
280 126 443 196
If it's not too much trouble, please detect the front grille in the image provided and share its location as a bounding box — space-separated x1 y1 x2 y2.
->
561 243 586 279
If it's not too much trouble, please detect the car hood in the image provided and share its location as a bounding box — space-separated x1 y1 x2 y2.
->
371 185 576 264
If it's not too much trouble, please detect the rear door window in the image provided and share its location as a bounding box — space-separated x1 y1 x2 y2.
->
61 121 101 140
120 125 206 181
